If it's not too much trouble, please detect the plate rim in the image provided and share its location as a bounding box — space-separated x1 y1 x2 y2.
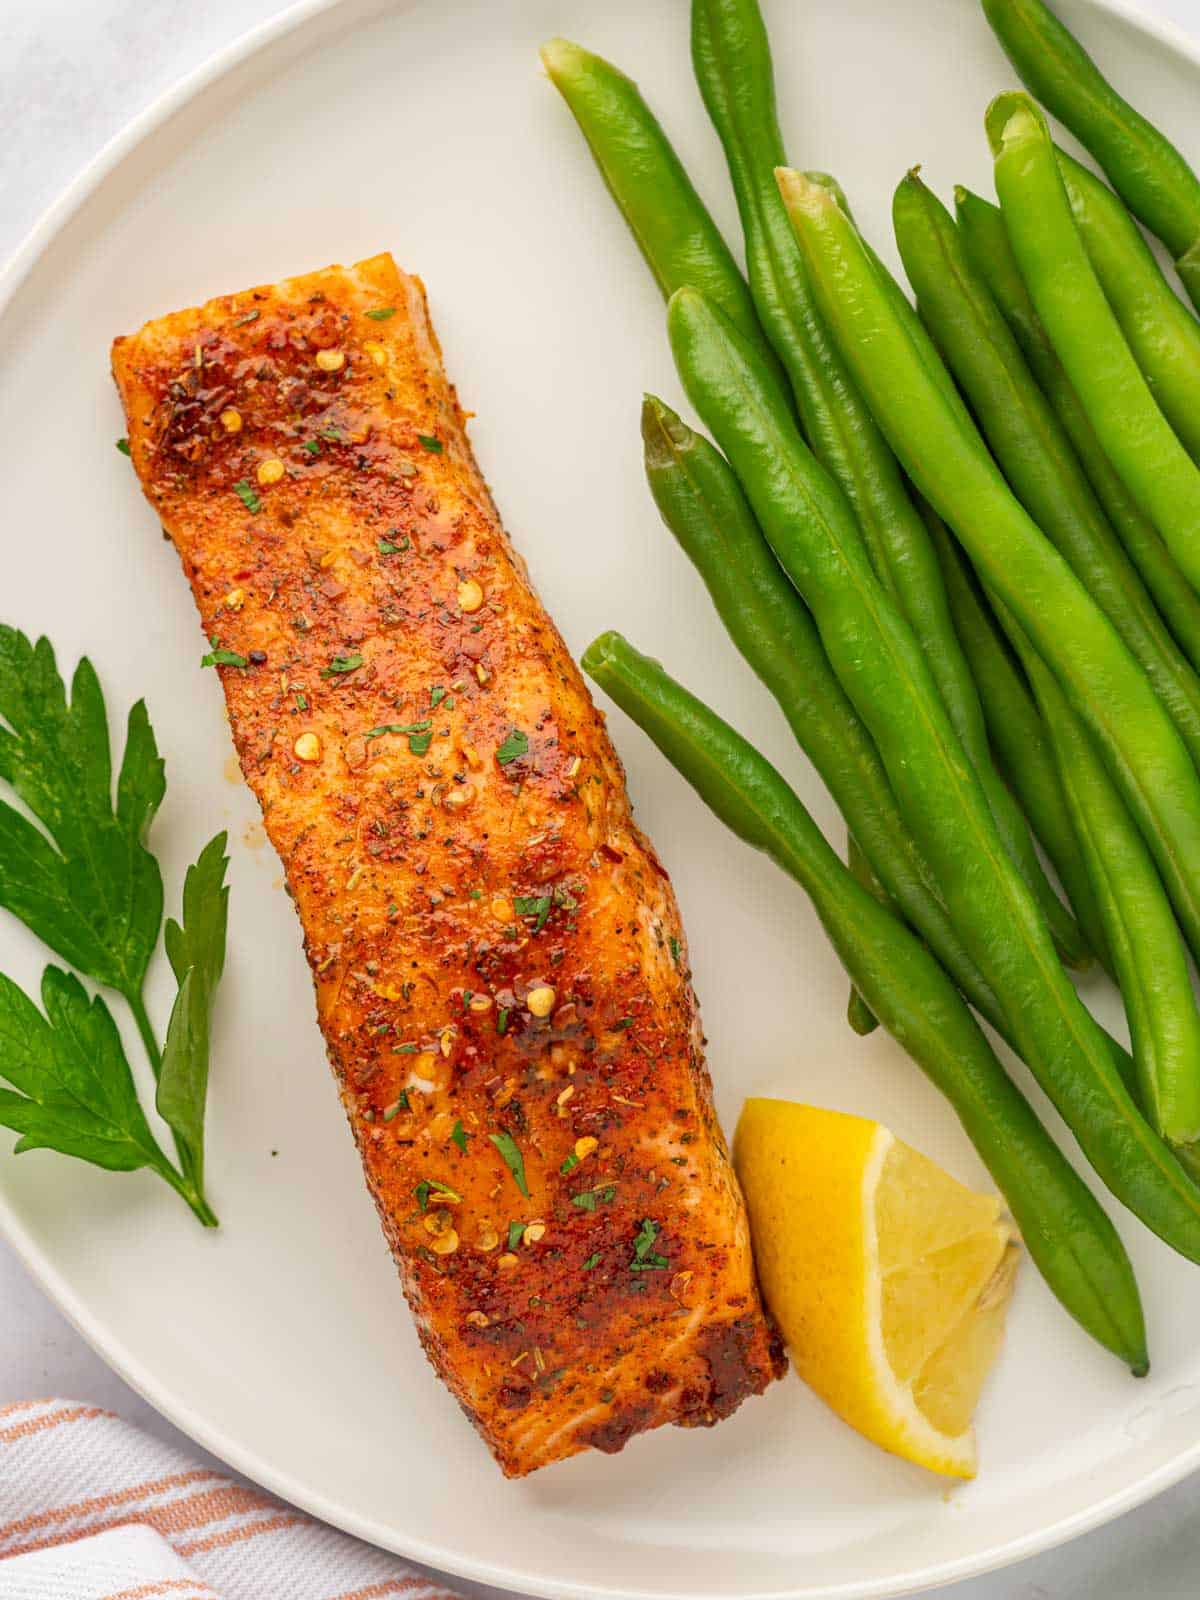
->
3 0 1200 1595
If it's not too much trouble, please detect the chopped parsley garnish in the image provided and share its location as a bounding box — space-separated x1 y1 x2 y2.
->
383 1091 410 1121
572 1184 616 1213
669 937 681 965
497 1007 509 1035
450 1119 469 1153
429 685 448 710
115 437 131 456
496 727 529 767
233 309 260 327
507 1220 526 1251
417 434 443 453
294 690 308 711
365 719 431 741
613 1017 634 1031
366 307 397 320
408 729 433 756
630 1217 669 1271
378 534 410 555
200 646 248 669
302 439 321 456
232 479 261 514
513 894 552 932
320 653 363 679
415 1177 462 1211
560 1151 580 1175
489 1131 529 1197
582 1253 601 1271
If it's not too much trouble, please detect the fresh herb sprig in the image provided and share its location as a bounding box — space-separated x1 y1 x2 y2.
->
0 626 229 1225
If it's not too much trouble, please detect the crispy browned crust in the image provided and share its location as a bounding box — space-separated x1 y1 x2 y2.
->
111 252 783 1476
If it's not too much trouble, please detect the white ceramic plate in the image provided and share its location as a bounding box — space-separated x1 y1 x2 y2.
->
5 0 1200 1594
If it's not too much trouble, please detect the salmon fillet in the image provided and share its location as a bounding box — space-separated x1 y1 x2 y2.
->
111 252 782 1476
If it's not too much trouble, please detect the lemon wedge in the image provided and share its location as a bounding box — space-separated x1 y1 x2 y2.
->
734 1099 1019 1477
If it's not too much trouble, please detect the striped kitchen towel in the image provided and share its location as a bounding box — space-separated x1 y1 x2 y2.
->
0 1401 465 1600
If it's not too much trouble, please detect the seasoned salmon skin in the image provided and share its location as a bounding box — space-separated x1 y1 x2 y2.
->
111 252 782 1476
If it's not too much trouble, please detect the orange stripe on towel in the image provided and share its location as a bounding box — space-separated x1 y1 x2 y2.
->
2 1486 287 1559
0 1405 107 1444
333 1583 462 1600
102 1582 215 1600
0 1472 214 1544
175 1511 306 1558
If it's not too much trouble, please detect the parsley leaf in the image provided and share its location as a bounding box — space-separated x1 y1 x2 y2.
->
0 627 164 1007
582 1252 601 1271
417 434 443 453
508 1220 526 1250
513 894 552 932
365 719 431 741
415 1177 462 1211
320 653 363 679
200 647 248 669
302 440 321 457
571 1189 597 1212
496 728 529 767
429 685 448 710
366 307 397 321
232 480 261 514
630 1216 669 1271
560 1150 579 1175
0 967 177 1180
0 628 231 1226
156 833 229 1200
489 1130 529 1197
115 438 131 456
408 729 433 756
378 535 409 555
450 1118 468 1153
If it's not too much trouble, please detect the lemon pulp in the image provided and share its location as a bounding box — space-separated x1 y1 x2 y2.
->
734 1099 1019 1477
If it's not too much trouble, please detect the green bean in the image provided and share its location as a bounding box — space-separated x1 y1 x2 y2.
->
1057 148 1200 465
807 173 968 420
955 185 1200 673
893 171 1200 784
643 392 1136 1085
667 279 1200 1261
988 94 1200 600
581 629 1147 1371
846 837 881 1036
979 0 1200 307
780 168 1200 973
539 38 784 387
992 598 1200 1157
689 0 953 681
640 393 999 1026
689 12 1086 959
922 500 1113 974
800 182 1093 969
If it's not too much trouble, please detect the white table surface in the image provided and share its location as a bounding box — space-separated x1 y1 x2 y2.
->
5 1 1200 1596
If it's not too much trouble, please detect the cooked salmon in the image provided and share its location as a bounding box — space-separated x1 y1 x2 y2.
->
111 253 783 1476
